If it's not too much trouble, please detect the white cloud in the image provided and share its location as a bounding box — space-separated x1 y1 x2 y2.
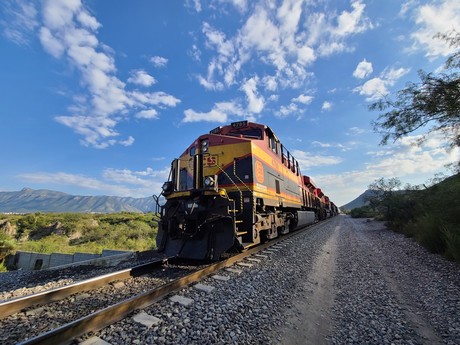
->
19 166 171 198
353 59 373 79
292 149 343 170
136 109 158 119
183 101 245 123
241 77 265 113
193 0 373 105
305 0 373 57
354 77 389 101
292 94 314 105
130 91 181 107
314 131 460 206
14 0 182 148
187 0 202 13
382 67 410 81
333 0 373 37
354 67 410 101
262 75 278 91
312 141 349 151
347 127 366 135
119 136 135 147
128 70 156 87
322 101 332 111
150 55 168 67
1 0 38 46
39 26 65 58
277 103 299 118
410 0 460 58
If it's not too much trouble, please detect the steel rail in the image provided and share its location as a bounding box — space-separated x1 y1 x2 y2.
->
17 220 331 345
0 259 166 318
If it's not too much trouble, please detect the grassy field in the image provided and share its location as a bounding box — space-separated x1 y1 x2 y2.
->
0 212 159 271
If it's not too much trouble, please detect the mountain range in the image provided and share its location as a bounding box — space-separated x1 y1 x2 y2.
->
0 187 366 213
0 188 156 213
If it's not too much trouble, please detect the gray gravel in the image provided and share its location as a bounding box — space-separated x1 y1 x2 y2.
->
329 217 460 345
89 217 338 344
2 216 459 344
90 216 459 344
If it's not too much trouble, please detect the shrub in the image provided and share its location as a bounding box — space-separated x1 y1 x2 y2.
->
350 205 376 218
443 225 460 262
0 261 7 272
409 214 445 254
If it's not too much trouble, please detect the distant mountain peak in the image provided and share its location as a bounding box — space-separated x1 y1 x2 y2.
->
0 188 155 213
340 190 371 211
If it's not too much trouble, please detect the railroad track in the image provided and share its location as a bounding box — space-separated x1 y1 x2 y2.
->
1 222 328 345
0 259 167 318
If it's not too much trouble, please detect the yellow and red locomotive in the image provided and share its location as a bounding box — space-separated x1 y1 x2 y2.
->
155 121 337 260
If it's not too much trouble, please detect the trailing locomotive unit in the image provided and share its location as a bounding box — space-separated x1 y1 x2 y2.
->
156 121 337 260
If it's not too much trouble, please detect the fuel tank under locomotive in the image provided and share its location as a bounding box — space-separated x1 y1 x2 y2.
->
294 210 316 228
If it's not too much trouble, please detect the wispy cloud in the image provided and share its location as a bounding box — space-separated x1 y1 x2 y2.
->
353 66 410 101
20 167 170 197
1 0 38 46
188 0 373 122
183 101 247 123
315 131 460 205
5 0 180 148
409 0 460 58
292 149 343 170
292 94 314 105
150 55 168 67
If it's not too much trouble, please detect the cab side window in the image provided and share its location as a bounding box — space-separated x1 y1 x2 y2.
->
269 137 277 154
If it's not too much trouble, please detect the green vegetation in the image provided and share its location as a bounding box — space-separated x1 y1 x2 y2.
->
352 175 460 263
0 212 159 270
365 30 460 262
370 30 460 152
349 205 377 219
0 231 15 272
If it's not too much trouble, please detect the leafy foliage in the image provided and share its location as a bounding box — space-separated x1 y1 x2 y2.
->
350 205 377 218
0 231 16 271
364 174 460 262
370 30 460 151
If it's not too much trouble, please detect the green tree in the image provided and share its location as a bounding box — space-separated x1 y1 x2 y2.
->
370 30 460 152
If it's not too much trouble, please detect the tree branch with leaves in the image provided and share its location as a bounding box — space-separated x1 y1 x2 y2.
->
370 30 460 149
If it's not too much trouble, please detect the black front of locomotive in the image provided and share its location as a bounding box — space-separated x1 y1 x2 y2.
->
155 137 238 261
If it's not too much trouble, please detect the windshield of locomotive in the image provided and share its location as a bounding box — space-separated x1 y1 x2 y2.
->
227 127 263 139
178 166 193 191
176 146 195 191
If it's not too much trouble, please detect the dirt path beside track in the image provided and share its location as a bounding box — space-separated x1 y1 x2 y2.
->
275 215 460 345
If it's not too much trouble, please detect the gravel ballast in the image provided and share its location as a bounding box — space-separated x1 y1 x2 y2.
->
1 215 459 344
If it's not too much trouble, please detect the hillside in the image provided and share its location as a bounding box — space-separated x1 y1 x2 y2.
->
0 188 156 213
340 190 372 211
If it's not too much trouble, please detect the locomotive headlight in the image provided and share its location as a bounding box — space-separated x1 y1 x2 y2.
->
201 139 209 152
204 175 218 190
161 181 173 195
204 175 215 187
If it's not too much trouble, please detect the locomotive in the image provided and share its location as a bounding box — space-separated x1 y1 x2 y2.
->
155 121 337 260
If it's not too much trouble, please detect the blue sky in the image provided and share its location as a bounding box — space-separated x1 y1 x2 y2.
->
1 0 459 206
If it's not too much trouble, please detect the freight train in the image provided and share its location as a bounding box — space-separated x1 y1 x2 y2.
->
155 121 338 260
